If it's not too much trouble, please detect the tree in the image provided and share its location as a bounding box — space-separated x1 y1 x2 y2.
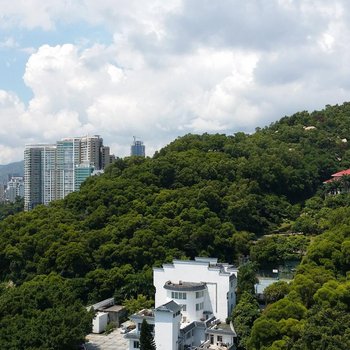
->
140 319 156 350
0 274 92 350
264 281 290 304
248 318 280 350
123 294 154 315
232 292 260 349
237 262 258 299
0 197 24 221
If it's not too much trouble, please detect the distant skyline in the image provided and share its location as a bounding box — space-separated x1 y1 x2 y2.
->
1 1 350 163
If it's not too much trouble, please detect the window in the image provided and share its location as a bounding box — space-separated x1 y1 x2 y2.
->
196 291 204 298
217 336 223 342
171 291 186 299
196 302 204 311
181 304 187 311
134 341 140 348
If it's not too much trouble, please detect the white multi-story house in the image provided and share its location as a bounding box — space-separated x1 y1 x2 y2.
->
125 257 238 350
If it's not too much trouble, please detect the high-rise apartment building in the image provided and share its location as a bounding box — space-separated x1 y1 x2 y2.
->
24 135 112 211
131 137 145 157
24 144 56 211
75 164 94 191
0 184 5 203
6 176 24 202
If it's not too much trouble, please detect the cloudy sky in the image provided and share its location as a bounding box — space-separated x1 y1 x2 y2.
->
0 0 349 163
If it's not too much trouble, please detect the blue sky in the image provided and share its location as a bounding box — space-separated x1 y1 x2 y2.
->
0 22 112 101
1 0 350 164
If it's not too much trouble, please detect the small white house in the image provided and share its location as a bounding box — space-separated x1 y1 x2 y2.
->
92 312 108 333
88 297 126 333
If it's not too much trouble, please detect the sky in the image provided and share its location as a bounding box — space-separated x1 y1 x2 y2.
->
1 0 350 164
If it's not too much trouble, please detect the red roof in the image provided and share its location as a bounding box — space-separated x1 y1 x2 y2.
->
331 169 350 177
323 168 350 184
323 178 335 183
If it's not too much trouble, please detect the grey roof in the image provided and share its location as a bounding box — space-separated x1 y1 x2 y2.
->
164 280 206 292
88 297 114 311
206 322 237 336
130 309 154 321
180 321 206 335
180 321 197 333
155 300 181 313
124 331 140 340
103 305 125 313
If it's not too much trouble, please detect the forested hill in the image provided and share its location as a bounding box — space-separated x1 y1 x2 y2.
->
0 160 24 183
1 102 350 305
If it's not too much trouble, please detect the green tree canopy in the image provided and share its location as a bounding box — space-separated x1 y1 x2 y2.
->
0 274 92 350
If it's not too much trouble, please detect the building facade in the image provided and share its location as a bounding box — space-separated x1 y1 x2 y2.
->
24 144 56 211
5 176 24 202
125 257 238 350
131 138 145 157
0 184 5 203
24 135 112 211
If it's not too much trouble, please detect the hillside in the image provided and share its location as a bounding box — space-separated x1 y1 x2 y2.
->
0 103 350 348
244 194 350 350
1 104 350 293
0 160 24 184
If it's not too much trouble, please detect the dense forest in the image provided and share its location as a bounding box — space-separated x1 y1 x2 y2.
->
0 198 24 221
1 103 350 349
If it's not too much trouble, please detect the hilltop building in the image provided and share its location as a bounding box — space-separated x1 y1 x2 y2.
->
125 257 238 350
24 135 112 211
131 137 145 157
323 168 350 195
87 297 126 333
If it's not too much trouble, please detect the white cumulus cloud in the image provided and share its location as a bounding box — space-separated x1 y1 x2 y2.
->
1 1 350 163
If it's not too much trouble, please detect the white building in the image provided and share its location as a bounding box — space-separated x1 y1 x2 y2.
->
125 257 238 350
5 176 24 202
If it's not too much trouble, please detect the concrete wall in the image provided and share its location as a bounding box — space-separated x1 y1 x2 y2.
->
92 312 108 333
154 310 181 350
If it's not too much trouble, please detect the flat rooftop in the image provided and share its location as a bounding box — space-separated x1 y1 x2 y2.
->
164 280 206 291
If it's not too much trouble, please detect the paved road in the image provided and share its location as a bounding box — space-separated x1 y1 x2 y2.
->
85 328 128 350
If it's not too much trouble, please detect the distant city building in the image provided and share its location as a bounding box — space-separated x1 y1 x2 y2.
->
5 176 24 202
75 164 94 191
131 137 145 157
0 184 5 203
24 135 113 211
